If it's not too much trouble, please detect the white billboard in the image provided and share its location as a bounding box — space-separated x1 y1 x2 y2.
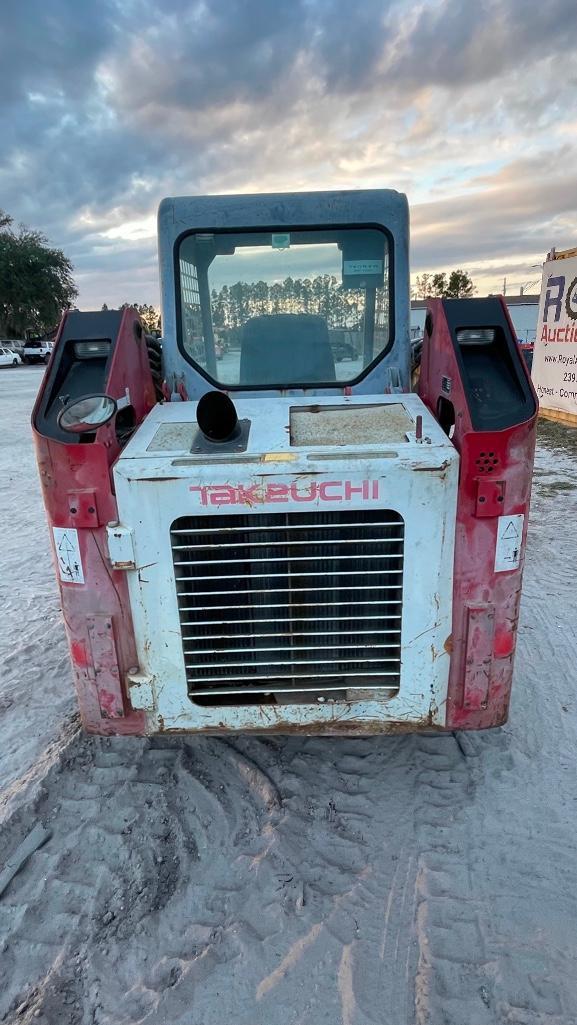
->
532 252 577 423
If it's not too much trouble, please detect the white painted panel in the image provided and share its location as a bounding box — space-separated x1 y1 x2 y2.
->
114 394 459 734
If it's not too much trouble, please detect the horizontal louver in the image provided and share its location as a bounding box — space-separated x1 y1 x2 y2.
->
171 510 404 701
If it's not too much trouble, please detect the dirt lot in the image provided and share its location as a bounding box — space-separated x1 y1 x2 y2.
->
1 366 577 1025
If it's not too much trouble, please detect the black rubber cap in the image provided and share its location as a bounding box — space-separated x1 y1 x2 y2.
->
196 390 239 442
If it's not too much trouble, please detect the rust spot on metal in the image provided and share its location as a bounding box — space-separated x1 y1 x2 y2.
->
156 714 444 737
411 459 450 472
431 642 443 662
135 477 180 483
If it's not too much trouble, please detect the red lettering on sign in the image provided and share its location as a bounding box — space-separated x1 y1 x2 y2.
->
267 483 290 502
209 485 236 505
319 481 342 500
189 485 208 506
290 481 319 502
189 480 381 505
236 484 261 506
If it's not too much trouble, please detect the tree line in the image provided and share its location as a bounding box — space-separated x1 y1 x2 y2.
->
109 275 382 338
208 275 387 331
0 200 477 341
412 269 475 299
102 302 161 334
113 269 477 335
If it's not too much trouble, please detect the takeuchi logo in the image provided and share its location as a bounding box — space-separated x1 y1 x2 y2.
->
190 480 380 506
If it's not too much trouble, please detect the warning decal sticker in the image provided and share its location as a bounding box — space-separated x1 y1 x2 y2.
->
494 514 524 573
343 259 383 276
53 527 85 584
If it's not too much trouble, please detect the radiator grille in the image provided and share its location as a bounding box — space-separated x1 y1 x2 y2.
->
171 510 404 703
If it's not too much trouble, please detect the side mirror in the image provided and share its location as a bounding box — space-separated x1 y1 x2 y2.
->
57 394 117 433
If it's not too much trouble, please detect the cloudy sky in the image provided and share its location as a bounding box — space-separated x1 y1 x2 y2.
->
2 0 576 310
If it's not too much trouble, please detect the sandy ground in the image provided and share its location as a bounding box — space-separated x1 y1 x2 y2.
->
1 366 577 1025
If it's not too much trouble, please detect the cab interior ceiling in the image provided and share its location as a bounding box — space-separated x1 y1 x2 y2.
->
180 228 385 262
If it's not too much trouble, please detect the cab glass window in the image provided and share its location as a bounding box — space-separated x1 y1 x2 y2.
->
177 227 391 387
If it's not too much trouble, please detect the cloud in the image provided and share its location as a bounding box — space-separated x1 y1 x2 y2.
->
410 148 577 294
0 0 116 108
0 0 575 308
106 0 394 123
388 0 576 90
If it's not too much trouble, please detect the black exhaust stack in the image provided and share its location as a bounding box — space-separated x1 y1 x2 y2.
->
193 390 250 453
196 390 239 443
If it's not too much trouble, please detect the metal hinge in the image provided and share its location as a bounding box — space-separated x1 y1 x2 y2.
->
127 669 156 711
475 479 506 517
106 523 136 570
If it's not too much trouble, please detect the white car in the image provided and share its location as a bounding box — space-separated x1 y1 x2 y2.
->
0 346 22 367
0 338 26 356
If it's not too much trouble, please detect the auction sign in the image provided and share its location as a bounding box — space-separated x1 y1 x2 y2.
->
532 250 577 424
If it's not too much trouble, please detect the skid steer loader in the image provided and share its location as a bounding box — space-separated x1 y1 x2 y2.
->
33 190 537 735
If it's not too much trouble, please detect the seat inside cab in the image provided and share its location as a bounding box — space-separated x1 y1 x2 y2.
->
239 313 336 386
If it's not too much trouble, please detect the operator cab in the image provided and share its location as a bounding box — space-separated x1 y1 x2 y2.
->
159 190 411 399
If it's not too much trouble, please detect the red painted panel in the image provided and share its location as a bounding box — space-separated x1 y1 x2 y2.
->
419 297 538 730
87 615 125 718
66 491 100 528
475 478 505 517
32 308 156 736
463 605 495 711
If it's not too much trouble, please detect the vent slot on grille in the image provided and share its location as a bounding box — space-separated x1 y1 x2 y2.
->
171 510 404 706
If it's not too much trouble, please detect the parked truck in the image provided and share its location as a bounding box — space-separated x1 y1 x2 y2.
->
23 339 52 364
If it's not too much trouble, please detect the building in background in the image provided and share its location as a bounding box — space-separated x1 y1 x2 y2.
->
411 294 539 342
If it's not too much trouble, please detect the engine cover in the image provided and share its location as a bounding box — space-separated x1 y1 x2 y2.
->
112 394 458 734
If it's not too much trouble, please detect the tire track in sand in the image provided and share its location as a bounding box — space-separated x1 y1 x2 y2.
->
0 732 284 1024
